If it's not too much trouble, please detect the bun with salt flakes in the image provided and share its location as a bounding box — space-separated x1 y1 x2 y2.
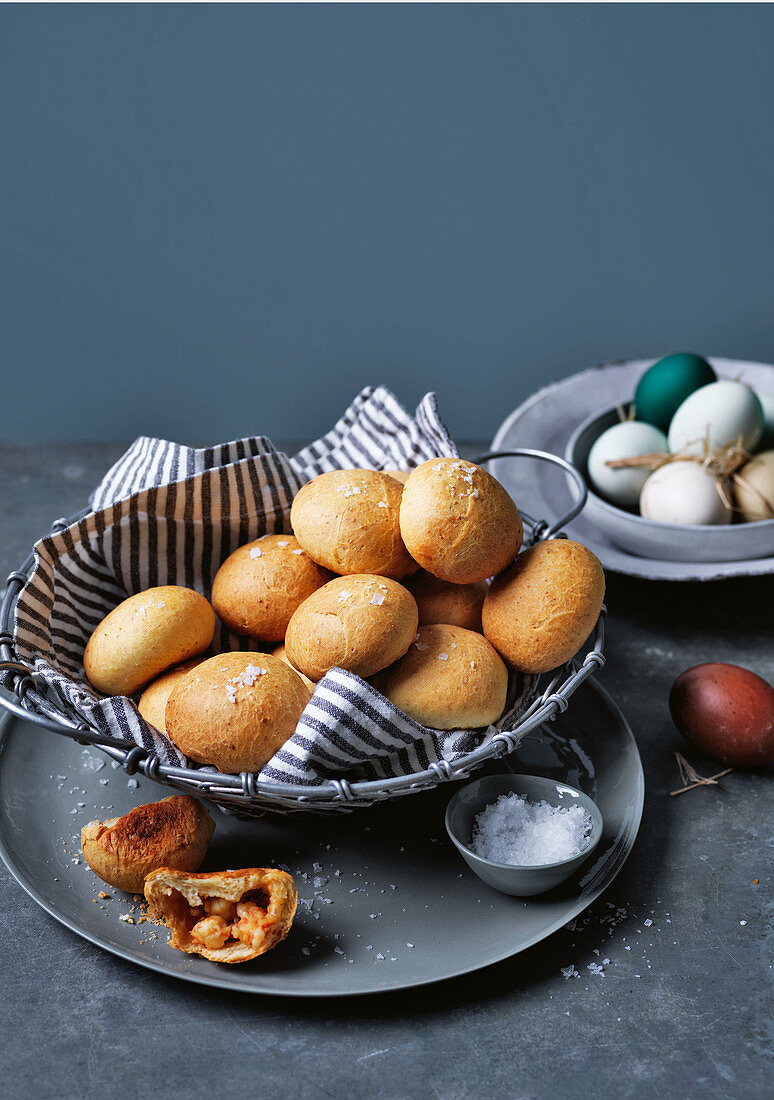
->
405 570 487 632
381 623 508 729
399 458 522 584
290 469 416 579
284 574 418 682
211 534 330 643
165 653 309 774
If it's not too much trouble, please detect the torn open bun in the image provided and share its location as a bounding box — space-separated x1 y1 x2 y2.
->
144 867 297 963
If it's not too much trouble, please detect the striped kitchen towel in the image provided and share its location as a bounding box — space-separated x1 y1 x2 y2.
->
13 386 532 786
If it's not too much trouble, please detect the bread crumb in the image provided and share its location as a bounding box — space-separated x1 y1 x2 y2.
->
119 914 134 924
98 891 110 900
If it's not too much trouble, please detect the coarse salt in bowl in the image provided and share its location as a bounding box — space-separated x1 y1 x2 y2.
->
444 774 604 896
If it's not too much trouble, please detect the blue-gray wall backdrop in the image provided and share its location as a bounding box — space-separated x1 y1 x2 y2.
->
3 3 774 444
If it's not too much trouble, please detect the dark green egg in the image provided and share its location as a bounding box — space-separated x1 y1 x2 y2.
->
634 353 716 432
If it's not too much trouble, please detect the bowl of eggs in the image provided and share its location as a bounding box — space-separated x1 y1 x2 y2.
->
565 353 774 562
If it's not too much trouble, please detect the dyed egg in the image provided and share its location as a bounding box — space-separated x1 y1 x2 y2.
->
639 462 732 525
670 662 774 766
587 421 668 506
734 450 774 521
668 380 763 456
759 391 774 448
634 353 715 432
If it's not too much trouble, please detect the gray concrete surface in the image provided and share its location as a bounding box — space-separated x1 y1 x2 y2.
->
1 442 772 1100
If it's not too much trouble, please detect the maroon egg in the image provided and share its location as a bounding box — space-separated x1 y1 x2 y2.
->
669 662 774 767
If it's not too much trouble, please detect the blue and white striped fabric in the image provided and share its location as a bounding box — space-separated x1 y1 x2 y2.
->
14 386 531 785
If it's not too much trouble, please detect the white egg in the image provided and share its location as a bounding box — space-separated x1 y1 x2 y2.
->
640 462 733 525
667 380 763 456
587 421 668 506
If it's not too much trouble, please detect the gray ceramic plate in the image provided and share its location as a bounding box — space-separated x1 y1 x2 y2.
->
490 357 774 580
0 679 643 997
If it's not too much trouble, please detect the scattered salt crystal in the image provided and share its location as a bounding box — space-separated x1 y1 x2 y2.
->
415 641 428 651
82 756 105 772
370 593 385 606
119 914 134 923
407 942 414 949
644 918 653 927
587 963 605 976
376 953 385 960
249 547 262 559
471 792 593 866
377 501 388 508
301 947 310 956
437 653 449 661
292 548 304 555
740 920 748 926
561 966 580 980
277 540 288 547
127 778 138 789
337 591 351 603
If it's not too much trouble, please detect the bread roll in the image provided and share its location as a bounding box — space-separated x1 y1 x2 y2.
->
138 659 205 733
84 586 215 696
212 534 330 642
482 540 605 674
405 570 487 631
81 796 214 893
399 458 522 583
290 469 415 578
382 624 508 729
383 468 410 485
165 653 309 773
284 574 418 682
271 644 315 692
144 866 297 964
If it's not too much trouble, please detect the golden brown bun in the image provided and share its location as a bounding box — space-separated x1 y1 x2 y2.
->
80 796 214 893
290 469 416 579
165 652 308 774
482 540 605 674
144 867 297 964
271 644 315 692
284 574 418 682
83 586 215 696
383 468 410 485
211 535 330 642
399 458 523 583
405 570 487 631
138 659 205 733
382 624 508 729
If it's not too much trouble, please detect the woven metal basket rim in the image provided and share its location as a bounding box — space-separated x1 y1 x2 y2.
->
0 449 606 809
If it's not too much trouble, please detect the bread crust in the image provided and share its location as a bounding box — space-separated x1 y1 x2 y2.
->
290 469 416 578
482 540 605 674
165 652 309 773
405 570 487 631
399 459 523 583
271 643 316 691
138 659 205 733
211 534 330 642
284 574 418 682
144 867 297 964
80 796 215 892
83 586 215 696
382 623 508 729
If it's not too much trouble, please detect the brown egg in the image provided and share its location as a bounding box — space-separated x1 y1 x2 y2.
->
669 662 774 766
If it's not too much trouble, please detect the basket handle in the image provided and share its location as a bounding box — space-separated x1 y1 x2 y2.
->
472 448 588 541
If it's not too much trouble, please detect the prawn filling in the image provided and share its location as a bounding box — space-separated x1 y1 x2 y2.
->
172 888 272 951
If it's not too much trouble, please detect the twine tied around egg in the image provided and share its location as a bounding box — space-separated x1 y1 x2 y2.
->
604 434 774 519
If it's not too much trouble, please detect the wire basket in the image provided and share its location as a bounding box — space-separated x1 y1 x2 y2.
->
0 449 605 816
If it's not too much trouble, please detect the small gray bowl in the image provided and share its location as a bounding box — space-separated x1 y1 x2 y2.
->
566 405 774 562
445 774 603 897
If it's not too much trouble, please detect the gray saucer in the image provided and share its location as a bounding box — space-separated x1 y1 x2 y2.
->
0 678 643 997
